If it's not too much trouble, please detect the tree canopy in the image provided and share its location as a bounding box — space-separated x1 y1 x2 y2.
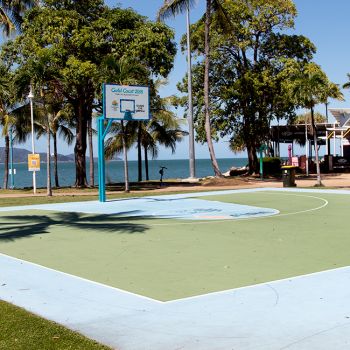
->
3 1 177 186
178 0 318 172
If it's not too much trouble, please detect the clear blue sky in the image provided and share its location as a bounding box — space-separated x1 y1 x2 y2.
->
4 0 350 159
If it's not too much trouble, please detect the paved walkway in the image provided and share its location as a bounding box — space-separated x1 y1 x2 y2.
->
1 188 350 349
2 252 350 350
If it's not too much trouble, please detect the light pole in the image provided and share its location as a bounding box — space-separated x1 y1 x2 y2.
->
186 4 196 179
28 85 36 194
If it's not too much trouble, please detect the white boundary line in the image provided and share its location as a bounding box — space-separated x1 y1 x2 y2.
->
2 251 350 306
165 264 350 304
0 252 163 304
149 192 328 226
256 192 329 217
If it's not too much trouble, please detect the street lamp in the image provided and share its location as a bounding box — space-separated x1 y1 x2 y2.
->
28 85 36 194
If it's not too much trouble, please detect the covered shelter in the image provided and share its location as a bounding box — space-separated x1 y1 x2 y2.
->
269 110 350 172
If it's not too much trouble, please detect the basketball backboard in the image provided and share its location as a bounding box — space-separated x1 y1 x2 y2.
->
103 83 150 120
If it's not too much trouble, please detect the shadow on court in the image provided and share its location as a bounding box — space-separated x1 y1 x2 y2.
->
0 211 150 242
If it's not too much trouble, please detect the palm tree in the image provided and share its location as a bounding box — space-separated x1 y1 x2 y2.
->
158 0 196 178
1 113 14 189
0 0 37 36
146 95 187 180
0 63 14 189
291 63 343 186
103 77 187 184
292 112 327 126
1 107 30 188
137 78 187 181
14 45 73 194
105 111 187 182
0 103 30 189
104 121 136 191
35 104 74 188
158 0 224 177
51 110 74 188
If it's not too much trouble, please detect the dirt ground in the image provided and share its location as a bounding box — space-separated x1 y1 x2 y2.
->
1 173 350 199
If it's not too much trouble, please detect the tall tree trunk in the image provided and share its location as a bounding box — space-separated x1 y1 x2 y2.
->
74 98 88 187
88 116 94 187
53 132 59 188
46 119 52 196
311 106 322 186
121 121 130 192
204 0 222 177
3 134 9 189
137 122 142 182
144 145 149 181
246 142 258 174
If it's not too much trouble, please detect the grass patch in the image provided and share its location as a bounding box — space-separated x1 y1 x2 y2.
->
0 193 145 207
0 300 111 350
0 189 218 207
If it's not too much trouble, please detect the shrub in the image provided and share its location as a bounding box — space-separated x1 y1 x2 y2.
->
261 157 282 176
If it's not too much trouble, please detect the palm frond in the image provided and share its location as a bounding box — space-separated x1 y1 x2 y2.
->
0 0 38 35
0 7 14 36
157 0 196 21
212 0 235 34
58 124 74 145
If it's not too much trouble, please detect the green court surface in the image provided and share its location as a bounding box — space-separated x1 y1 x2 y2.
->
0 190 349 301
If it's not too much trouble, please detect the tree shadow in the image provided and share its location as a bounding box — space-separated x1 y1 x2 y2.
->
0 211 149 242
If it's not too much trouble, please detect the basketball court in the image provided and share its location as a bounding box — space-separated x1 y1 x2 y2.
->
1 188 350 349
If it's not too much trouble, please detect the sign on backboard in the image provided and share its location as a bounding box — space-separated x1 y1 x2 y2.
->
28 154 40 171
103 84 150 120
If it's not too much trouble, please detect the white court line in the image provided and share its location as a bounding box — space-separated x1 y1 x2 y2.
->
165 264 350 304
0 252 163 304
2 247 350 306
149 192 328 226
256 192 329 217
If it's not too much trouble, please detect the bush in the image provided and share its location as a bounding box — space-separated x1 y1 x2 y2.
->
261 157 282 176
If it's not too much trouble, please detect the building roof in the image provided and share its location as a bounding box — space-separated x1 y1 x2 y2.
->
329 109 350 127
270 123 337 144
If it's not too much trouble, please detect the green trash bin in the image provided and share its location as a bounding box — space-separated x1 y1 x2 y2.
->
281 166 297 187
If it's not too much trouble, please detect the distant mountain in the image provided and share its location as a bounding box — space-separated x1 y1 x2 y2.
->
0 147 74 163
0 147 121 163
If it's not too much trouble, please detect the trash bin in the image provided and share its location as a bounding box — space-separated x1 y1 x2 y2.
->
281 166 297 187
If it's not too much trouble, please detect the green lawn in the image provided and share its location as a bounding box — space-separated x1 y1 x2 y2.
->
0 300 111 350
0 190 349 301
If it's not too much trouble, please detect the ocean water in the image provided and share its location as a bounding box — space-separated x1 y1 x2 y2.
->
0 158 248 189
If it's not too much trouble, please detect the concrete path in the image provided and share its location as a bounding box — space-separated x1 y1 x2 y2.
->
2 188 350 349
2 252 350 350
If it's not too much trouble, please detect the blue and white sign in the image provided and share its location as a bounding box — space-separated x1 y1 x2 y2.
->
103 83 150 120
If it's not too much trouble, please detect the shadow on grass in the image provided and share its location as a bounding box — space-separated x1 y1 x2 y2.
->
0 211 149 242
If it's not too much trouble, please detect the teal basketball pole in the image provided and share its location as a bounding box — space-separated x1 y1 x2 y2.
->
98 117 113 202
259 144 267 180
